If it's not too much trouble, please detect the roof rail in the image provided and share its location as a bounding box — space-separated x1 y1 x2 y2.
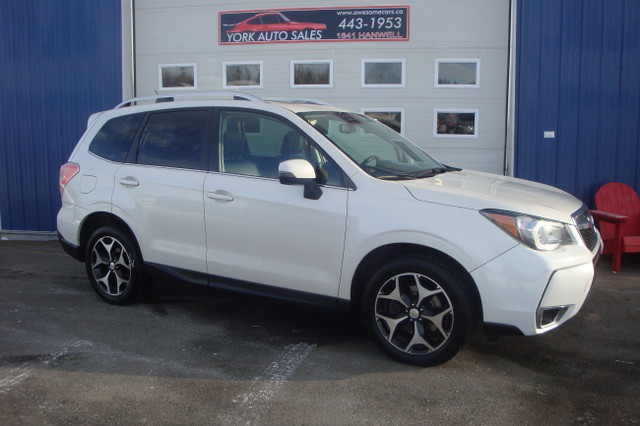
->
115 91 266 109
266 97 332 106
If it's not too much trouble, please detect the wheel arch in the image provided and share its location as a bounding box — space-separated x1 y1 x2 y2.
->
78 212 142 262
350 243 483 320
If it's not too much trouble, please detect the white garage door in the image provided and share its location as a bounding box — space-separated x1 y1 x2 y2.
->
129 0 510 174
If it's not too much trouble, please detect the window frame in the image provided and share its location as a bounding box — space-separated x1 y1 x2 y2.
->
158 63 197 91
290 60 334 88
223 61 264 89
433 109 479 139
434 59 480 88
361 59 406 88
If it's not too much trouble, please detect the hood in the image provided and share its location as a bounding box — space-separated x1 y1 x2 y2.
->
402 170 583 223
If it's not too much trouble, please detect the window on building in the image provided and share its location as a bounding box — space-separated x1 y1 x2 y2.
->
434 110 479 138
361 109 404 134
89 113 145 162
158 64 196 90
361 60 405 87
435 60 480 88
223 62 263 88
137 109 209 169
291 61 333 87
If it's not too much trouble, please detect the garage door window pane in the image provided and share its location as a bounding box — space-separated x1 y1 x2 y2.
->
362 60 405 87
158 64 196 90
434 110 478 138
291 61 333 87
223 62 263 88
362 110 404 134
436 60 480 87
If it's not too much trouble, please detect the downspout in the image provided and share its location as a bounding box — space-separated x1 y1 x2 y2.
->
131 0 137 97
504 0 517 176
120 0 136 100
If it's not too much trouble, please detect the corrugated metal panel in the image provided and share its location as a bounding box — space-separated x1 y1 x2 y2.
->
515 0 640 206
0 0 122 231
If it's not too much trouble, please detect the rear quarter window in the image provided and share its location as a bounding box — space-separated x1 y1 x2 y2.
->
88 113 145 162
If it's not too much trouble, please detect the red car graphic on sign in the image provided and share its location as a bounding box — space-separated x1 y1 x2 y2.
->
226 12 327 33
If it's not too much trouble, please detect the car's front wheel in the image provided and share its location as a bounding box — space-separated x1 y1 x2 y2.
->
363 256 475 366
85 226 141 305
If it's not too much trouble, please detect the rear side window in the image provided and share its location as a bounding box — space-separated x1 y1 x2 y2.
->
89 113 144 162
137 109 209 170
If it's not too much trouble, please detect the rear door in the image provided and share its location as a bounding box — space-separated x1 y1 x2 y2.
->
112 108 212 275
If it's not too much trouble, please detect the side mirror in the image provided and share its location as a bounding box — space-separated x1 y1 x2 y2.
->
278 159 323 200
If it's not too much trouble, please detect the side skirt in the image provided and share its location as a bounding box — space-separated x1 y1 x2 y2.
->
144 262 351 311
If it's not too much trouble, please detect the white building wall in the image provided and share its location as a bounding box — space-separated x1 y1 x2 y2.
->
132 0 509 173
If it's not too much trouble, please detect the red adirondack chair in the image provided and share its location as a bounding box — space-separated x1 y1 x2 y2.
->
590 182 640 272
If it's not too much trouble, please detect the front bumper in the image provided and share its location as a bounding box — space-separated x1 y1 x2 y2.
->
471 238 602 336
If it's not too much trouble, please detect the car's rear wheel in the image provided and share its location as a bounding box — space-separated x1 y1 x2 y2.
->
363 256 475 366
85 226 141 305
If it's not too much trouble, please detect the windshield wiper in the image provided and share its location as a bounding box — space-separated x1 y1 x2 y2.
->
408 168 449 178
408 165 461 179
370 164 461 181
377 174 416 181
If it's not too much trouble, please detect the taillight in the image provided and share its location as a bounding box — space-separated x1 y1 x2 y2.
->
59 162 80 196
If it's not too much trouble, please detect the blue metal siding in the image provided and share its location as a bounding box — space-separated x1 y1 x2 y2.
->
0 0 122 231
515 0 640 206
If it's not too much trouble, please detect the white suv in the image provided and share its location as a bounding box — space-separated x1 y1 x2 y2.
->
58 92 602 366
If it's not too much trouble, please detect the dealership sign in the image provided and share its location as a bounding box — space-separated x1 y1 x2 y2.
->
219 6 409 45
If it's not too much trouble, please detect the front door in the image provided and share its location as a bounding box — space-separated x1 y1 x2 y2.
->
204 110 348 298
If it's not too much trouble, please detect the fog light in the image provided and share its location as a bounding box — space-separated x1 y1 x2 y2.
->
537 306 569 328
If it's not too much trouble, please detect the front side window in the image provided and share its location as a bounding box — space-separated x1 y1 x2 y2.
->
89 113 145 162
300 111 448 180
136 109 209 170
219 111 342 186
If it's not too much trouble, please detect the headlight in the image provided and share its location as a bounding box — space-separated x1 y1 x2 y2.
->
481 210 575 251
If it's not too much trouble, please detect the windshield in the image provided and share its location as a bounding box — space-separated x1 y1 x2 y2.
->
299 111 452 180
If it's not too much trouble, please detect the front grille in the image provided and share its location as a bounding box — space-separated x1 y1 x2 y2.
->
580 227 598 251
573 207 598 251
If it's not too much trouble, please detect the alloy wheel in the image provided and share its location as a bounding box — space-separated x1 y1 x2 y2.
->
374 272 454 355
90 236 133 297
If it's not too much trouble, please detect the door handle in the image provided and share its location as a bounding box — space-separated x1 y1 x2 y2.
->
119 177 139 187
207 191 234 202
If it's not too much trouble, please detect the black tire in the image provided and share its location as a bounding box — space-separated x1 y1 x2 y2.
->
85 226 141 305
363 256 475 366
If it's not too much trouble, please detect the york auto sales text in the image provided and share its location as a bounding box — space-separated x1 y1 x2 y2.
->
226 30 323 43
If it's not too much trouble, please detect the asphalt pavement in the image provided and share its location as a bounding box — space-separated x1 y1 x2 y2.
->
1 240 638 425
